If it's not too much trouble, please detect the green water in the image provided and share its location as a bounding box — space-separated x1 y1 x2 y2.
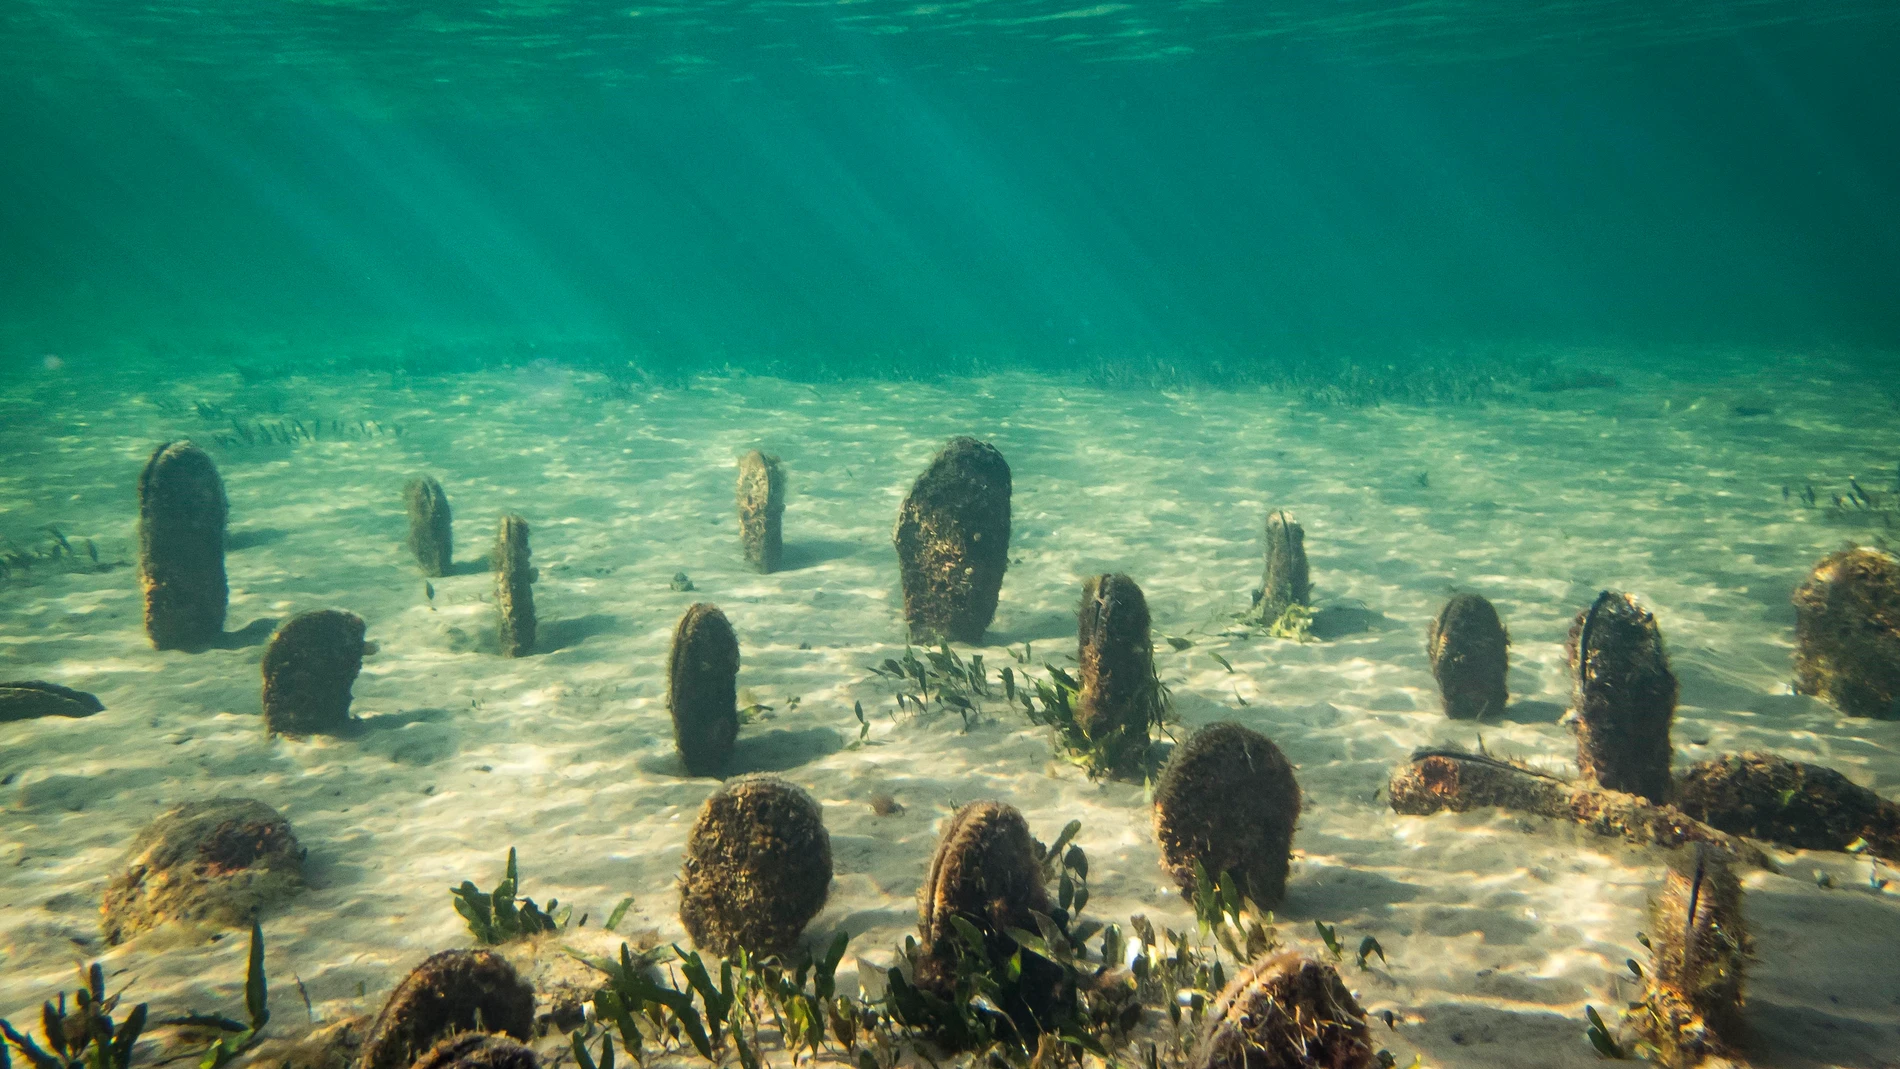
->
2 1 1897 380
9 7 1900 1066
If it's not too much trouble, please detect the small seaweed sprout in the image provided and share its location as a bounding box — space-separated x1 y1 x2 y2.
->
583 927 866 1069
1187 863 1277 968
0 528 113 583
1845 836 1889 891
845 700 871 750
154 920 270 1069
0 963 147 1069
886 818 1134 1063
451 847 570 944
866 644 991 731
1314 920 1344 961
1356 936 1386 970
1818 475 1899 528
601 896 635 933
1015 662 1173 780
1239 598 1317 642
1583 1005 1626 1059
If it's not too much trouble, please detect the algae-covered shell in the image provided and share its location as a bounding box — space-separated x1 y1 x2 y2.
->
1426 592 1509 720
1635 850 1748 1068
101 798 304 944
1190 953 1375 1069
1257 510 1309 622
1567 590 1677 804
495 515 536 657
357 950 535 1069
138 440 229 650
0 681 105 722
262 609 366 736
410 1034 538 1069
668 603 741 776
1675 751 1900 861
678 774 832 959
892 436 1011 644
1792 546 1900 719
737 450 786 574
404 475 453 578
915 800 1066 1031
1153 722 1300 906
1076 574 1160 756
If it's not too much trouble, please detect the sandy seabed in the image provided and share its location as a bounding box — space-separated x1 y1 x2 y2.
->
1 349 1897 1069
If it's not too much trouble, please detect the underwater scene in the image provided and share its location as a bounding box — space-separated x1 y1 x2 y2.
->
3 2 1900 1068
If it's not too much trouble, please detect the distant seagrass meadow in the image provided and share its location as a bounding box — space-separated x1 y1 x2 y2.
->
1 345 1899 1069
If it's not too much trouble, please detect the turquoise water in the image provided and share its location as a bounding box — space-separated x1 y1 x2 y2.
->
6 6 1900 1069
2 1 1897 378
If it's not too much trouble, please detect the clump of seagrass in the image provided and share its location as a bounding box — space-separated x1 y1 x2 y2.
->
1427 592 1509 719
1633 848 1749 1068
736 450 785 573
262 609 365 735
495 514 536 657
1568 590 1677 803
1153 723 1301 906
410 1034 539 1069
1675 751 1900 862
668 603 740 775
1387 752 1767 867
892 436 1011 643
1074 574 1167 773
677 774 833 959
0 680 104 722
1247 510 1309 627
404 476 453 577
1792 545 1900 719
138 440 228 650
916 801 1068 1033
1190 953 1375 1069
101 798 304 944
357 950 535 1069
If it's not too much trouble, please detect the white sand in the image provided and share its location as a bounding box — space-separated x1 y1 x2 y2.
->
1 350 1897 1069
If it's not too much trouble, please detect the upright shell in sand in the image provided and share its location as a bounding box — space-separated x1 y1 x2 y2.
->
668 603 740 775
1634 849 1749 1069
1426 592 1510 719
892 437 1011 644
737 450 786 573
1253 509 1309 624
261 609 366 735
915 800 1067 1031
138 440 228 650
1567 590 1677 804
1792 545 1900 719
404 475 454 577
495 514 536 657
1075 574 1163 769
1153 722 1301 906
357 950 536 1069
677 774 832 959
1190 954 1375 1069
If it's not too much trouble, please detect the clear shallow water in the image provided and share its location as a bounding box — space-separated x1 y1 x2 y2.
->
3 3 1900 1069
2 1 1898 372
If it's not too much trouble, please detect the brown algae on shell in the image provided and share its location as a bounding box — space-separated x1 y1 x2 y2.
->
677 774 833 959
101 798 305 944
892 436 1011 644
